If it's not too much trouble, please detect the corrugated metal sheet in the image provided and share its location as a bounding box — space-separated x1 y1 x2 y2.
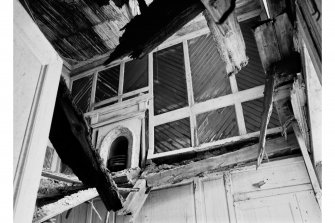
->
188 34 232 103
153 44 188 115
71 74 93 113
95 65 120 103
154 118 191 154
242 98 281 133
124 56 148 93
236 17 266 91
20 0 130 64
197 106 239 144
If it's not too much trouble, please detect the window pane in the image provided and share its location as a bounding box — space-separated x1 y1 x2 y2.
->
242 98 281 133
236 17 266 90
71 74 93 113
154 118 191 153
124 57 148 93
95 65 120 103
197 106 239 144
188 34 231 103
153 44 188 115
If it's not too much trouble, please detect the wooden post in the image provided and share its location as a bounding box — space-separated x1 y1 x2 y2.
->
253 13 298 168
202 0 248 76
292 122 322 208
13 2 63 223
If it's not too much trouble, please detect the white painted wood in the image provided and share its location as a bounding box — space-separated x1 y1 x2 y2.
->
230 158 310 194
233 184 313 202
295 190 321 222
33 189 98 223
234 193 304 223
90 71 98 111
153 107 190 126
201 176 231 223
224 172 237 223
148 127 283 159
193 178 206 223
292 122 322 208
229 74 247 135
303 41 322 165
183 40 197 147
118 62 125 102
117 183 197 223
147 52 156 159
14 1 63 223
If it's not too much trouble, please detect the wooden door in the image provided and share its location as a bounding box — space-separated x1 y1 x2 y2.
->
13 1 63 222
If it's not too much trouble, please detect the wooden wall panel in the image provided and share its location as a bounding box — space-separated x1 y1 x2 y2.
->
201 177 230 223
117 183 196 223
53 157 320 223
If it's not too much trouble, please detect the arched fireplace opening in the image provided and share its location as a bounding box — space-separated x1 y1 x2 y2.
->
107 136 129 172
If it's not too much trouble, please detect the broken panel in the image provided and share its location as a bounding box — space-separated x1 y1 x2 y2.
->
154 118 191 153
242 98 281 133
124 56 148 93
236 18 266 91
153 44 188 115
42 146 54 170
188 34 231 103
197 106 239 144
95 65 120 103
71 74 93 113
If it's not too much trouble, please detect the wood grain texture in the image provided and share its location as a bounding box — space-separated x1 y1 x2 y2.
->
145 134 299 188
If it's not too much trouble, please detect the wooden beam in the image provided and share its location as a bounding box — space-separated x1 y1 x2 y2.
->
116 179 149 222
292 122 322 208
49 79 123 211
253 13 299 168
202 0 248 76
145 134 299 188
41 171 81 184
33 188 99 223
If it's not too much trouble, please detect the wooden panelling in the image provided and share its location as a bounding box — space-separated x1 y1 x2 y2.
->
57 202 90 223
19 0 131 65
95 65 120 103
201 178 230 223
153 43 188 115
119 184 196 223
196 106 239 144
235 17 266 91
230 158 310 195
154 118 191 153
71 74 94 113
123 57 148 93
242 98 280 133
188 34 232 103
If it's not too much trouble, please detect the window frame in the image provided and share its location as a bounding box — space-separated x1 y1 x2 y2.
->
147 28 283 159
70 57 150 112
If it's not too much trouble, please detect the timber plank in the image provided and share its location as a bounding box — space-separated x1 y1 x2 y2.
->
145 134 299 188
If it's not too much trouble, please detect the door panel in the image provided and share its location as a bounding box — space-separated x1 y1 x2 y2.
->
235 193 303 223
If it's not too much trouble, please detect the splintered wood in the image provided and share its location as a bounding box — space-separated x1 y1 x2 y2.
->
253 13 300 168
33 188 99 223
202 0 248 76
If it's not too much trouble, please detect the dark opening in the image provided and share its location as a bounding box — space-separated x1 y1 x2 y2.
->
107 136 129 172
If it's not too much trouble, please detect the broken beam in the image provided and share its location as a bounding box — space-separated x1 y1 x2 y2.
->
33 188 99 223
41 171 81 184
202 0 248 76
145 134 299 188
292 122 322 208
117 179 149 223
49 79 123 211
